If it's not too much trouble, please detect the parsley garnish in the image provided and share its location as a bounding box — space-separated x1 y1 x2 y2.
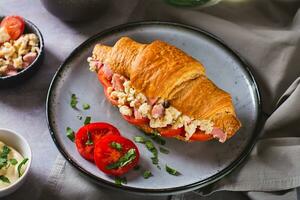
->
149 132 166 145
70 94 78 109
134 136 159 166
9 158 18 165
18 158 29 177
110 142 122 151
133 136 146 143
159 147 169 154
0 175 10 183
106 149 136 170
82 103 90 110
77 116 82 120
66 127 75 142
143 170 153 179
84 116 91 125
145 140 155 151
145 140 159 165
165 165 181 176
115 176 127 186
0 145 11 169
151 157 159 165
85 131 93 146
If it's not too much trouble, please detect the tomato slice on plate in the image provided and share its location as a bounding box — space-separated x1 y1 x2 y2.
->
189 130 213 141
122 114 149 125
94 134 139 176
97 67 112 88
75 122 120 162
1 16 25 40
160 127 184 137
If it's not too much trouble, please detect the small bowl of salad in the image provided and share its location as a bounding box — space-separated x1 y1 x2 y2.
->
0 128 31 197
0 15 44 87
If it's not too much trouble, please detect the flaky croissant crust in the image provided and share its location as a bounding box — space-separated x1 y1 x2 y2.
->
93 37 241 139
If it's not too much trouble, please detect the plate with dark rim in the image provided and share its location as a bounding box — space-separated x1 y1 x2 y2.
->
46 21 261 195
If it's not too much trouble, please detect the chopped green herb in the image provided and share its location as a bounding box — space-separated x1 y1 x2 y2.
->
145 141 158 157
133 165 140 171
143 170 153 179
110 142 122 151
133 136 146 143
9 158 18 165
0 175 10 183
149 132 166 145
159 147 170 154
165 165 181 176
66 127 75 142
157 165 161 170
85 131 93 146
136 136 161 167
151 157 159 165
82 103 90 110
77 116 82 120
0 145 11 169
142 140 159 165
84 116 91 125
70 94 78 109
18 158 29 177
2 146 10 155
145 140 155 151
106 149 136 170
115 176 127 186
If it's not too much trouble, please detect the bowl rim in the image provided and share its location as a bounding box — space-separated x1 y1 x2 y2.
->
46 21 263 195
0 128 32 192
0 15 44 80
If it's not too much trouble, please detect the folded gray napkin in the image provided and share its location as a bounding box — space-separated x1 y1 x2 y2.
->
40 0 300 199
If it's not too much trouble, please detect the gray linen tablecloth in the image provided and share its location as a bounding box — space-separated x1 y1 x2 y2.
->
1 0 300 199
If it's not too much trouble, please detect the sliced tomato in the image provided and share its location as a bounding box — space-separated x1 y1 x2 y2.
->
97 67 112 88
1 16 25 40
189 130 213 141
160 127 184 137
75 122 120 162
94 134 139 176
122 114 149 125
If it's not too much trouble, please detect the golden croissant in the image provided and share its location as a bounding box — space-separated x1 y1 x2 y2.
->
88 37 241 142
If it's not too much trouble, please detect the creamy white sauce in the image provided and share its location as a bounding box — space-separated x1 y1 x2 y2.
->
0 141 27 189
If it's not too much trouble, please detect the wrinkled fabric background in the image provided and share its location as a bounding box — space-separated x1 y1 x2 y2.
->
1 0 300 199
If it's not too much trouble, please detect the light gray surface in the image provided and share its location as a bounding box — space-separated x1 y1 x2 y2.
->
1 0 300 200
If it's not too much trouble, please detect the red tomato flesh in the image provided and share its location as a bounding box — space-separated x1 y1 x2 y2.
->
160 127 185 137
94 134 139 176
1 16 25 40
189 130 213 141
122 114 149 125
75 123 120 162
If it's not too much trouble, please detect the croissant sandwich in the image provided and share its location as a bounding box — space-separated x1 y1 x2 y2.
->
87 37 241 143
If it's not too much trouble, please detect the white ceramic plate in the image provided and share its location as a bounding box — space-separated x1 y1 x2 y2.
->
46 22 261 195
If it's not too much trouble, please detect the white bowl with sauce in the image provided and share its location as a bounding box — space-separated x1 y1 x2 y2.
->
0 129 32 197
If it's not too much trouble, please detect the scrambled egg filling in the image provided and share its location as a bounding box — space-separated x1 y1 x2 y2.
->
0 33 39 75
87 59 214 140
109 78 214 140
